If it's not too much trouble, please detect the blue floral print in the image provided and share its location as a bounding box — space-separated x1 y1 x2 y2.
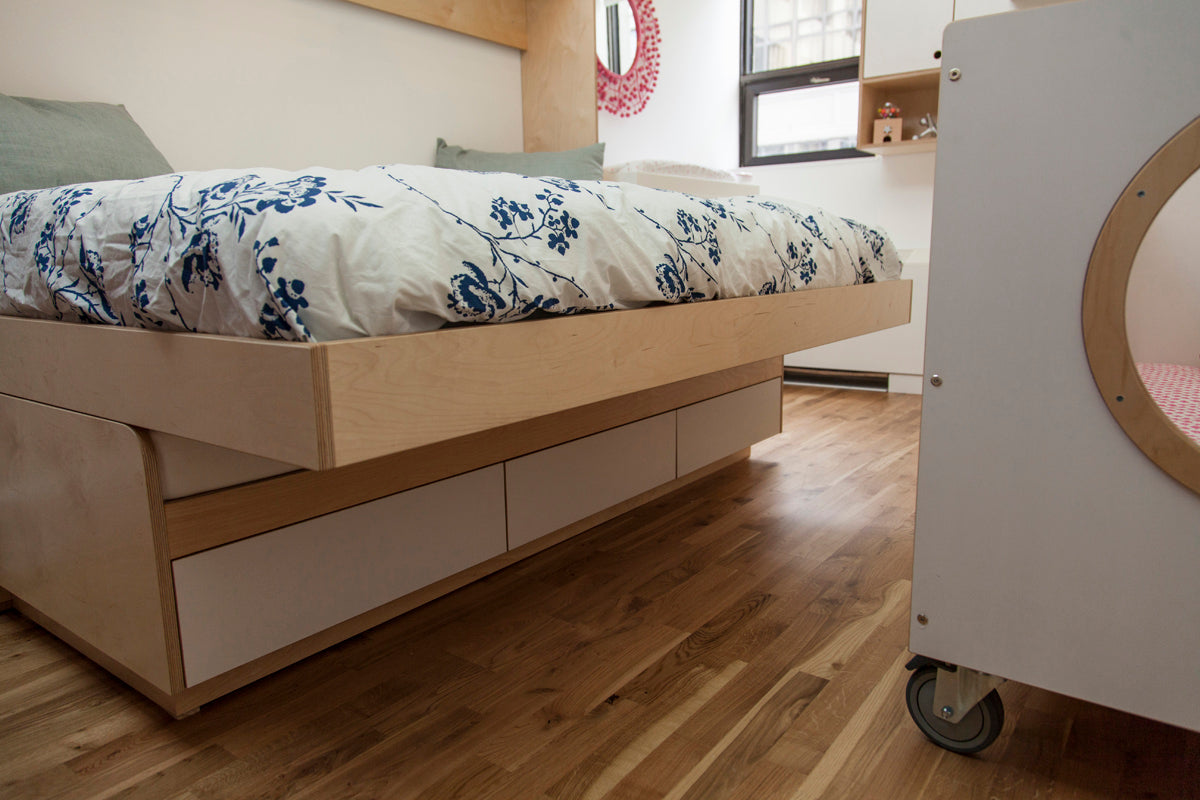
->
0 164 901 341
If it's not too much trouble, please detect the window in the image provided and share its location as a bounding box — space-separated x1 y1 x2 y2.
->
740 0 869 166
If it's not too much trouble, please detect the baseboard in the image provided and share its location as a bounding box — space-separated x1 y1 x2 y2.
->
783 367 888 392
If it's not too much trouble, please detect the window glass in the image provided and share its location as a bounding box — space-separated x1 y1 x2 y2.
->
741 0 866 165
753 80 860 158
749 0 862 73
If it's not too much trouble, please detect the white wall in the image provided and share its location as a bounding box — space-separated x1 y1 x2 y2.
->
599 0 741 171
0 0 524 172
597 0 935 251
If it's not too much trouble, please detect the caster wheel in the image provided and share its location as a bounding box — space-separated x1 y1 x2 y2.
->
905 665 1004 754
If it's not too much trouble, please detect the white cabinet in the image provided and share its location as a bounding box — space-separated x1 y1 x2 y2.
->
857 0 949 153
862 0 954 78
858 0 1083 153
953 0 1075 21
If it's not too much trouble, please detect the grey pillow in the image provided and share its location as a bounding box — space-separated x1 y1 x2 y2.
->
0 94 174 194
434 138 604 181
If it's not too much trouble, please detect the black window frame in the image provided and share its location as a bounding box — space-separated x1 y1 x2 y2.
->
739 1 871 167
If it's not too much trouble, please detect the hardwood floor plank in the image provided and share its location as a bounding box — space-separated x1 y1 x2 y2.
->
2 386 1197 799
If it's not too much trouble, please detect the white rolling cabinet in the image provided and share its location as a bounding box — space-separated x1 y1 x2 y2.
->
908 0 1200 748
785 249 928 394
862 0 953 78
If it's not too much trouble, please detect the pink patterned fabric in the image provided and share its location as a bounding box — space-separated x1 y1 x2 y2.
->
1137 362 1200 444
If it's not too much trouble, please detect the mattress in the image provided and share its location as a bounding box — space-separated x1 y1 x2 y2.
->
1137 362 1200 445
0 164 901 342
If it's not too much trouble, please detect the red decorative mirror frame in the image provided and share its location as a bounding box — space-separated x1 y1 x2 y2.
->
596 0 661 118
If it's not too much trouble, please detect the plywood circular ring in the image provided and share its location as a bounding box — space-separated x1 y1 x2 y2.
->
1083 115 1200 495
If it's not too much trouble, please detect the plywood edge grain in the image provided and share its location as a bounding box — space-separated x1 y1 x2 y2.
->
164 360 782 558
0 319 327 469
339 0 527 49
323 282 911 466
132 429 188 696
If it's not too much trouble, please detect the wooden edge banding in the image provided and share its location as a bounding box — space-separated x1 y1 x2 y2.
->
167 448 752 715
310 346 337 470
164 360 781 559
1083 115 1200 495
132 430 188 696
0 588 12 611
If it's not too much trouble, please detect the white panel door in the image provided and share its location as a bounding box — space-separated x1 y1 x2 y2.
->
863 0 954 78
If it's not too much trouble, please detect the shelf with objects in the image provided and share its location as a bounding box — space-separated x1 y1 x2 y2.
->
856 69 941 155
855 0 950 154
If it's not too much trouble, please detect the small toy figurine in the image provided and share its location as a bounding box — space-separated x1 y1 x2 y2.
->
912 112 938 140
877 101 901 119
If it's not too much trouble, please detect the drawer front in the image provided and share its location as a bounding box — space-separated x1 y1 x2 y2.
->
676 379 782 476
505 413 676 549
173 465 506 686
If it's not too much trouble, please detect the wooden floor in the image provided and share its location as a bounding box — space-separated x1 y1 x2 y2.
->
2 385 1197 799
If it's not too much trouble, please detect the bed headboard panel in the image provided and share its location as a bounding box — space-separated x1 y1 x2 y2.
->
339 0 528 48
343 0 598 154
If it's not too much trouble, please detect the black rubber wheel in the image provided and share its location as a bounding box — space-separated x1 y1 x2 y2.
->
905 665 1004 754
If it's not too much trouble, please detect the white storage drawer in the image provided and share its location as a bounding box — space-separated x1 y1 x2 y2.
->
677 379 782 476
505 413 676 549
173 465 506 686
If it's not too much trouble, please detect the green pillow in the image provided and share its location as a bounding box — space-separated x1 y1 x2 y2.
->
434 137 604 181
0 94 174 194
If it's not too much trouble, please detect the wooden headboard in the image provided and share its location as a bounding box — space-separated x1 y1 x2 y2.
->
341 0 597 154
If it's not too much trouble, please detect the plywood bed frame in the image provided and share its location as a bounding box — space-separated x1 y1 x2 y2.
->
1 273 911 717
0 0 913 717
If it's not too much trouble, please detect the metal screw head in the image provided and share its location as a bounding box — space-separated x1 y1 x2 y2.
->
940 705 955 719
948 68 962 81
930 374 943 387
916 614 929 626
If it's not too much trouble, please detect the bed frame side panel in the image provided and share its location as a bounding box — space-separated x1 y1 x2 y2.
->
323 280 912 465
0 318 330 470
0 394 180 695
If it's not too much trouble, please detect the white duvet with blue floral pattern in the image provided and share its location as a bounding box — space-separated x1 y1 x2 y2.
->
0 164 901 342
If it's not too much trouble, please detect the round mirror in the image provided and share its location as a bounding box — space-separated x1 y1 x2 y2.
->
596 0 660 118
596 0 638 75
1083 116 1200 495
